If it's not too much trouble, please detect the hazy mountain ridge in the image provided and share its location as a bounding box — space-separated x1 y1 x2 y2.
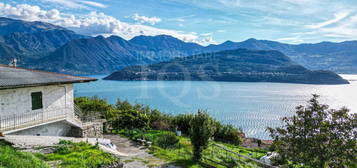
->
104 49 349 84
0 17 86 66
0 17 356 75
208 38 357 73
32 36 151 74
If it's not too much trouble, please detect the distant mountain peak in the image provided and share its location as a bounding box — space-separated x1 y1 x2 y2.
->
104 48 348 85
0 17 68 35
244 38 259 43
222 40 235 45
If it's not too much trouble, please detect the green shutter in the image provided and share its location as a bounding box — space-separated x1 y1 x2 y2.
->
31 92 43 110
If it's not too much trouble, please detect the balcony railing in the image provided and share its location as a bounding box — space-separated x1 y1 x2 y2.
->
0 106 82 133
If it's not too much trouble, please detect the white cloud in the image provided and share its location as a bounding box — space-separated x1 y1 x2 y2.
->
307 11 350 29
41 0 85 8
276 37 304 44
219 0 241 8
132 13 161 25
80 1 107 8
319 14 357 38
201 32 212 36
41 0 107 8
0 3 212 45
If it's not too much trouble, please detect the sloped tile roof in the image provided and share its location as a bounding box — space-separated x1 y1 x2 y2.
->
0 65 97 89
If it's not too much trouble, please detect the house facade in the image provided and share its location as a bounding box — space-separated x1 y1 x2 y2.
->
0 65 98 136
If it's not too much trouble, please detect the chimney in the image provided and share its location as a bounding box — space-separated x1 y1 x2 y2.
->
9 58 17 67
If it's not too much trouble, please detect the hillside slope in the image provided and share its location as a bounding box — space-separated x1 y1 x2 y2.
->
104 49 349 84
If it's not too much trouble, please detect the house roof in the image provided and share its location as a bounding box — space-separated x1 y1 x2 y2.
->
0 65 97 90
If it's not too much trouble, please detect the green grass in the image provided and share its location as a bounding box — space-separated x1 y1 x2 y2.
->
0 140 49 168
0 140 118 168
117 129 268 168
39 140 118 168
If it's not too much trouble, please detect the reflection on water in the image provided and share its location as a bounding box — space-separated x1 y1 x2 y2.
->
74 75 357 139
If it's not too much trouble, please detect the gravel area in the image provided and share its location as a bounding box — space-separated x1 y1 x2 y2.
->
104 134 180 168
1 135 181 168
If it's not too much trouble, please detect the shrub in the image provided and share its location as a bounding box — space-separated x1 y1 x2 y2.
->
148 109 173 130
151 120 171 130
75 97 118 120
190 110 215 161
173 114 194 135
214 123 242 145
113 109 150 130
45 140 117 168
0 140 49 168
155 132 179 149
267 95 357 167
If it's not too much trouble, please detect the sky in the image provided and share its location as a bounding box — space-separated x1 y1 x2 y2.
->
1 0 357 45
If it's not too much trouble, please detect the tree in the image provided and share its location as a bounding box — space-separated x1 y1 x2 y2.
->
113 109 150 130
74 96 118 120
190 110 215 161
267 94 357 167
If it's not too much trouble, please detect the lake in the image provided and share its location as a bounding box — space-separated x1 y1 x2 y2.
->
74 74 357 139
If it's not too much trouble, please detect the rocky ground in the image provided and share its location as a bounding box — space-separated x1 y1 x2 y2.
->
104 134 179 168
1 135 179 168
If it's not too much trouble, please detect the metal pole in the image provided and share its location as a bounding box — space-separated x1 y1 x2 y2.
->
13 114 16 129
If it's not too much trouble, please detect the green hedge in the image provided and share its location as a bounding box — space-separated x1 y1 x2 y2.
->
76 97 244 145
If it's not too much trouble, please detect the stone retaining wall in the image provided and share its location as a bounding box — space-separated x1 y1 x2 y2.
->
69 120 105 138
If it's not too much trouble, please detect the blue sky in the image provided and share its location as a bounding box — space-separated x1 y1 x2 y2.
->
1 0 357 45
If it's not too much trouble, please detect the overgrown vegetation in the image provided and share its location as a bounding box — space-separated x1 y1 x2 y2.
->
114 130 266 168
268 95 357 167
75 97 257 167
39 140 118 168
75 95 357 168
155 132 180 149
0 140 117 168
0 140 49 168
75 96 244 146
190 111 215 161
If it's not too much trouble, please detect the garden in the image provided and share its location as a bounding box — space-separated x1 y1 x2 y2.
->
0 139 118 168
76 97 270 168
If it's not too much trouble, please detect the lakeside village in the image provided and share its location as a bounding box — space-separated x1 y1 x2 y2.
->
0 63 356 168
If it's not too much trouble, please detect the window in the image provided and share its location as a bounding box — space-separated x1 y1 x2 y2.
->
31 92 43 110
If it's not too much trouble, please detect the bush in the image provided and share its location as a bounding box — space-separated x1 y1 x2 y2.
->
75 97 118 120
155 132 179 149
267 95 357 167
173 114 194 135
214 123 242 145
149 109 173 130
113 109 150 130
190 111 215 161
44 140 117 168
0 140 49 168
151 120 171 130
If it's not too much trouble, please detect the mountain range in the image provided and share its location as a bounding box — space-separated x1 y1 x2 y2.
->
104 49 349 84
0 17 356 76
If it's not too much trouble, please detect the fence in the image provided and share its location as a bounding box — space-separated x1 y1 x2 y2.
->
0 107 81 133
203 143 277 168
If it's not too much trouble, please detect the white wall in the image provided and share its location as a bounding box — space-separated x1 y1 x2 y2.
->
0 84 74 118
10 121 73 136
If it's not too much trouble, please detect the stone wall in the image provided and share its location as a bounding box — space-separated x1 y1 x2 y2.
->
69 120 105 138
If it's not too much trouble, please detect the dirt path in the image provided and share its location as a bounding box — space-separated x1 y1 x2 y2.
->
104 134 178 168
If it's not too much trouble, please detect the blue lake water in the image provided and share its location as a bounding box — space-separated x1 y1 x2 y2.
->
74 74 357 139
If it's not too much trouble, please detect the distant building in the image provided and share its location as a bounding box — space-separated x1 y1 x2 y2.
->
0 64 100 137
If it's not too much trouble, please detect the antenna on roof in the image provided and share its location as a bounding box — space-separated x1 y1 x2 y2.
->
9 58 17 67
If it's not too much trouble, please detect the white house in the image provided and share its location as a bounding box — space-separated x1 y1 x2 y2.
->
0 64 98 137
